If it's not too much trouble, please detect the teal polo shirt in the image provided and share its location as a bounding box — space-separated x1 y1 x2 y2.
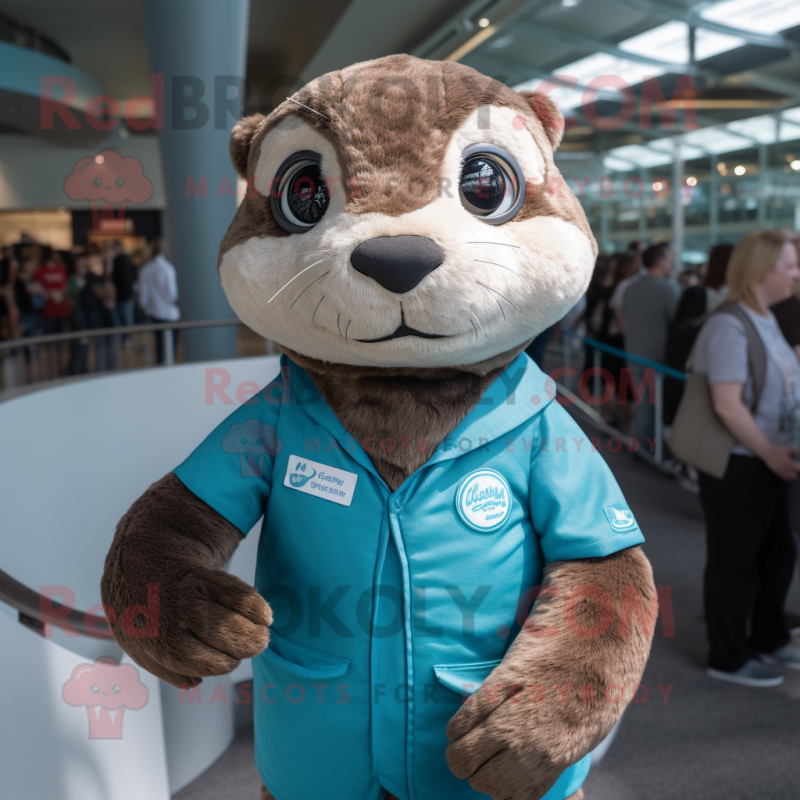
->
174 353 644 800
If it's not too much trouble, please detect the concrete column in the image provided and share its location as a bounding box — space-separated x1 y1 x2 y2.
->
638 167 647 242
709 156 719 246
143 0 250 361
671 138 684 268
757 143 768 227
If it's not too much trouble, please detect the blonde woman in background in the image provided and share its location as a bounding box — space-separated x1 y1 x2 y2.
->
692 230 800 687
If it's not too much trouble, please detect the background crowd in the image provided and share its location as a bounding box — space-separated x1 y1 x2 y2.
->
543 230 800 688
0 238 180 372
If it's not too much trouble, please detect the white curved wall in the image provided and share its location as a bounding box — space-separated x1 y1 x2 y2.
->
0 357 280 798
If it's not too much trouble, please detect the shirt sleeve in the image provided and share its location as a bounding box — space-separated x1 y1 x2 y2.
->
693 314 748 385
529 402 645 562
173 370 285 534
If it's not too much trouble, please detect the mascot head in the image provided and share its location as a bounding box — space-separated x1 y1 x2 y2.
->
219 54 596 368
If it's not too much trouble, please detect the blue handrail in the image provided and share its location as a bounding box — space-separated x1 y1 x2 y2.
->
562 329 688 382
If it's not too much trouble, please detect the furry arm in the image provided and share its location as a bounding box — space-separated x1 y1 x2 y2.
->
100 473 272 688
446 545 657 800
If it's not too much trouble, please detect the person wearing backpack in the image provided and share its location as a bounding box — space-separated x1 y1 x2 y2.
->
689 230 800 687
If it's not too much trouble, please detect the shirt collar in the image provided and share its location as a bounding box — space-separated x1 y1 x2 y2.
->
283 351 554 481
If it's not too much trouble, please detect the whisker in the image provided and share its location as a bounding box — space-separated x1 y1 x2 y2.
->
286 97 329 119
472 313 485 338
470 317 479 341
477 283 505 320
268 255 335 303
345 320 351 341
466 241 520 248
311 295 326 326
476 282 520 314
337 313 343 337
290 272 329 309
474 259 518 274
266 246 344 269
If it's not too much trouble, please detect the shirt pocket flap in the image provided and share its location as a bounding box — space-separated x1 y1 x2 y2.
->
262 629 351 680
433 659 502 696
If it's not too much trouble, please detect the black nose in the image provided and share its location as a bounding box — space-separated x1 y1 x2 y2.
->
350 235 444 294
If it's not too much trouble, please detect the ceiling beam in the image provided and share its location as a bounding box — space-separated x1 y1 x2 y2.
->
468 52 718 134
513 19 699 76
605 0 797 52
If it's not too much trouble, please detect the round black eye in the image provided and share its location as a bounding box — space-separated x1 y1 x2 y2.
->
115 177 125 188
93 177 102 187
270 151 330 234
111 684 121 693
458 144 525 224
90 684 100 693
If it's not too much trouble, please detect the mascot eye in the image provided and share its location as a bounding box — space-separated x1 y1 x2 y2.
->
93 177 102 188
270 150 330 234
458 144 525 225
111 684 121 694
115 177 125 188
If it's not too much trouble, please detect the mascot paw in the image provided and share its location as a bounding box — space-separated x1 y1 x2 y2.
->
107 566 272 689
445 669 569 800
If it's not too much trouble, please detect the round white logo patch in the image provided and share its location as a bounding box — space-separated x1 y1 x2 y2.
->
456 469 512 532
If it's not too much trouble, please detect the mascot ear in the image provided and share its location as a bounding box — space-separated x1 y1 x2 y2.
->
229 113 266 179
516 92 565 150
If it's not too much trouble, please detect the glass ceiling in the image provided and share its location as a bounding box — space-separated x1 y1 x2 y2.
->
602 112 800 171
511 0 800 171
517 0 800 111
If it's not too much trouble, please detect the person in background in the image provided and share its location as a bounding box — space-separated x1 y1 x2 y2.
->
628 240 647 258
622 243 680 450
65 252 90 375
110 240 136 342
598 253 641 429
138 239 180 364
0 245 17 340
703 243 734 311
771 233 800 636
663 285 708 426
607 249 643 341
692 229 800 687
678 266 701 287
771 234 800 360
34 246 71 335
13 256 45 338
84 247 119 371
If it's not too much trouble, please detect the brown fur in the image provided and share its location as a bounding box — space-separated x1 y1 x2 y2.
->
281 342 527 490
222 55 593 266
446 546 656 800
100 473 272 688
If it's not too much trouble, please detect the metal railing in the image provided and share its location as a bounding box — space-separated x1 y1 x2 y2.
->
0 318 252 394
559 329 687 468
0 567 110 639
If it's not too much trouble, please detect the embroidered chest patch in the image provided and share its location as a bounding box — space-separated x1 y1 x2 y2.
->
456 469 512 532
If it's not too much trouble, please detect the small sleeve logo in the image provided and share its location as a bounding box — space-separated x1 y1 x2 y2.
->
603 506 638 532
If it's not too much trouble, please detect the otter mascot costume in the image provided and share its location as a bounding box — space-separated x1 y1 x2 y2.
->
102 55 656 800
